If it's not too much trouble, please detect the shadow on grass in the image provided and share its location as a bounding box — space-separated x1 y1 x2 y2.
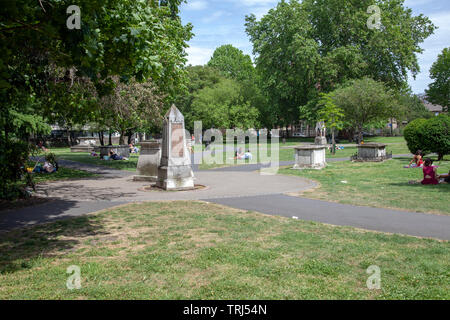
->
0 211 108 274
388 181 450 193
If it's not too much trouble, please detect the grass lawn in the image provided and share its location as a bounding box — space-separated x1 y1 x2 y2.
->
50 148 139 172
32 167 97 184
0 201 447 299
199 137 411 169
279 157 450 215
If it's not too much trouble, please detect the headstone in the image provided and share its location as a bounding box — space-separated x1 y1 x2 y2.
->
293 145 327 170
156 105 195 190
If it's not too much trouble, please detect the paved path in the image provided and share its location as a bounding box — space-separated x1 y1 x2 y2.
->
2 154 449 240
207 194 450 240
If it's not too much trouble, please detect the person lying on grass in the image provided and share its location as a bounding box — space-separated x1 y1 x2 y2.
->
108 150 129 161
438 170 450 184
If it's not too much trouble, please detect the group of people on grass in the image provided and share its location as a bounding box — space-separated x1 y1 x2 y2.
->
408 150 449 185
234 148 253 160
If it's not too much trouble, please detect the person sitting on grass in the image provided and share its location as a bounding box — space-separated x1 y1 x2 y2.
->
129 143 139 154
408 150 424 168
438 170 450 184
421 158 439 185
109 150 128 161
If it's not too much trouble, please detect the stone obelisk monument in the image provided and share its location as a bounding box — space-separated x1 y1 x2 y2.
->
156 105 195 190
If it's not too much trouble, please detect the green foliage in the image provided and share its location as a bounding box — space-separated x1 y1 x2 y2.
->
421 114 450 160
245 0 436 127
404 118 429 155
188 78 260 130
426 47 450 112
0 140 32 200
317 93 344 132
331 78 397 142
207 45 255 82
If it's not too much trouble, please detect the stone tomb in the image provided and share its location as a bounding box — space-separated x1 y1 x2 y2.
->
156 105 195 190
354 143 389 162
133 140 161 182
293 144 327 170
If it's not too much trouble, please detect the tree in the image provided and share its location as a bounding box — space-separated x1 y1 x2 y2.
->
175 66 223 131
317 93 344 154
404 115 450 160
331 78 396 143
426 47 450 112
245 0 436 128
421 115 450 161
98 77 165 145
0 0 192 199
189 78 260 130
207 45 255 82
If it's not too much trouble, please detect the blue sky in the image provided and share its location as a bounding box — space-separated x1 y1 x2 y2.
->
179 0 450 94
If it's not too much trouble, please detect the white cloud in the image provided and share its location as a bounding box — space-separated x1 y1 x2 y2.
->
185 0 208 11
186 46 214 66
202 10 226 23
238 0 278 6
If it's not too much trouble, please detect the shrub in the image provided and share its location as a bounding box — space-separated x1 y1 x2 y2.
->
421 114 450 160
0 139 32 200
403 118 429 155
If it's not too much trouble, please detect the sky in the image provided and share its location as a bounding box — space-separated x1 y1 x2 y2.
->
179 0 450 94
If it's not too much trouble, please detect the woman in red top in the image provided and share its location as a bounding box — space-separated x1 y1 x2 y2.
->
421 158 439 185
409 150 424 167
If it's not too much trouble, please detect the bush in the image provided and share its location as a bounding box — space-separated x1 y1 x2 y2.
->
0 139 32 200
404 118 429 155
404 115 450 160
421 114 450 160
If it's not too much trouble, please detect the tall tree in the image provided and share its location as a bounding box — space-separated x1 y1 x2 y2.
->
189 78 260 130
317 93 344 154
331 78 397 143
426 47 450 112
207 45 255 82
245 0 436 128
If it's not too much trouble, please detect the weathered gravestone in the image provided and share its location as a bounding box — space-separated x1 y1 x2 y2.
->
133 140 161 182
156 105 195 190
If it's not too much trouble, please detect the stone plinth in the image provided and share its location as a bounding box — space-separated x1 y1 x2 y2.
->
97 145 130 159
133 140 161 182
156 105 195 191
355 143 387 162
293 144 327 170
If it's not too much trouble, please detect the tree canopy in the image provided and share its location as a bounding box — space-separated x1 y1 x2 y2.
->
245 0 436 126
426 47 450 112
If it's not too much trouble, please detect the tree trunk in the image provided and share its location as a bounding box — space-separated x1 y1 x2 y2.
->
358 126 363 144
119 130 125 145
438 153 443 161
332 129 336 155
108 131 112 146
127 130 133 145
98 131 104 146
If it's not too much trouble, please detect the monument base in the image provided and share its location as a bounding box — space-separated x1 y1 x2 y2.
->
292 144 327 170
156 165 195 191
133 175 157 182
